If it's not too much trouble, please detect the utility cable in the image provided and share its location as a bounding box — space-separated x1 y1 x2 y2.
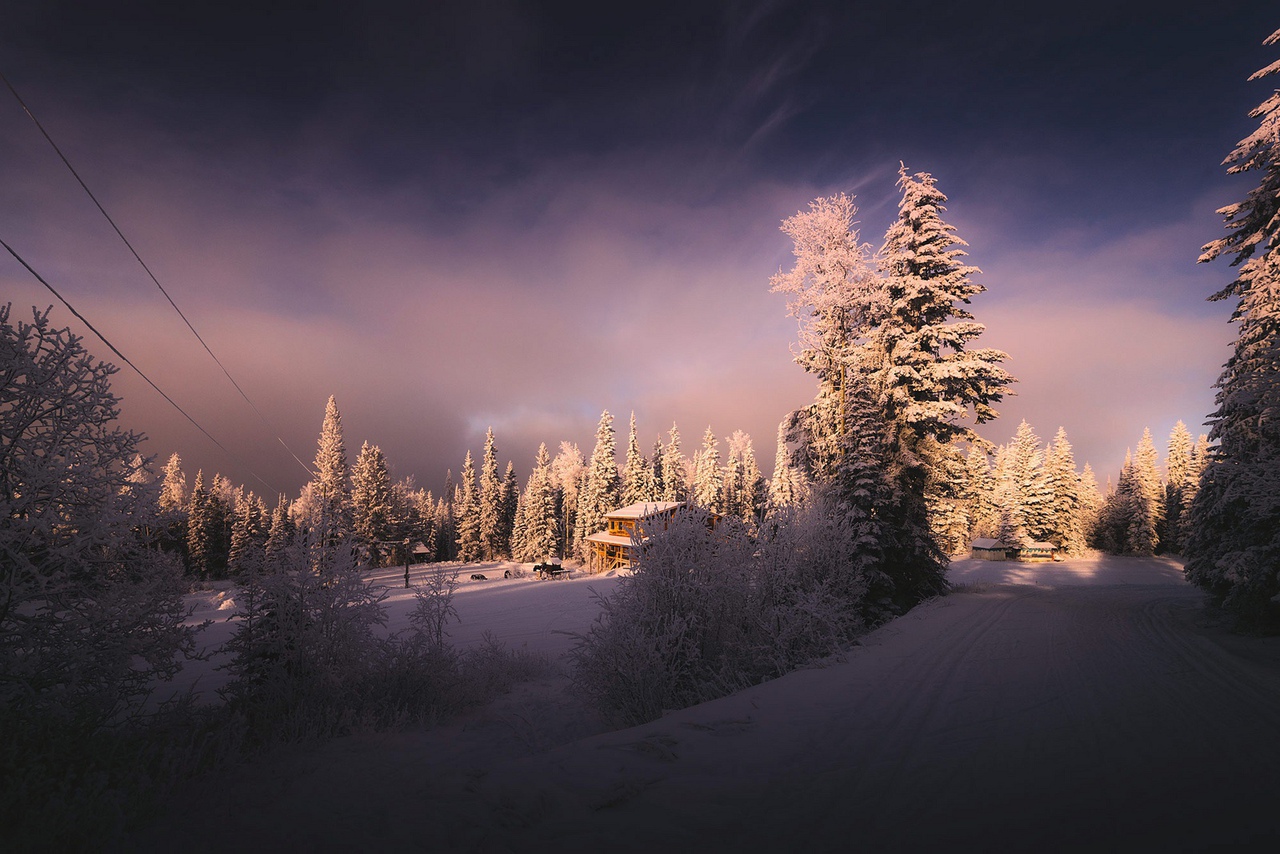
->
1 69 315 480
1 236 276 495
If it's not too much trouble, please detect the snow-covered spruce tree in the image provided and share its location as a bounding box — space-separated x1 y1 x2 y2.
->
0 303 195 763
309 395 351 555
1045 427 1085 555
774 174 1012 610
478 428 503 561
575 410 621 563
734 431 766 528
1078 463 1103 547
1176 434 1211 552
500 461 518 558
1126 428 1163 555
620 412 655 506
691 426 724 512
228 491 269 576
1095 451 1133 553
1001 421 1052 546
769 418 805 510
351 441 395 566
514 443 560 562
650 437 665 502
870 167 1014 534
1161 420 1194 554
156 452 189 558
1186 28 1280 616
660 422 687 503
965 445 999 540
186 470 216 579
264 494 294 565
454 450 482 562
922 436 970 556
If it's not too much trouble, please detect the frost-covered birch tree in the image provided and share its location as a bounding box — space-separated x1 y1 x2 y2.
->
0 304 195 748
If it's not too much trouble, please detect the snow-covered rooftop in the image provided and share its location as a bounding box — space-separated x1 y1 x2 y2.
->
605 501 682 519
971 538 1007 550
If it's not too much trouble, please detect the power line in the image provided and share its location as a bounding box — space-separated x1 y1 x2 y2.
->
1 236 277 495
1 69 316 481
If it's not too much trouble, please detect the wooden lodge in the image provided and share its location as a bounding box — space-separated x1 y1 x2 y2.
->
584 501 683 572
970 538 1060 562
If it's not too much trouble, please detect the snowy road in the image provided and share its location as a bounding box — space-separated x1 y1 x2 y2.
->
133 556 1280 852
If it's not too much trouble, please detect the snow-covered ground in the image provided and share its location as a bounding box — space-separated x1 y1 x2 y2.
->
165 561 624 705
134 554 1280 851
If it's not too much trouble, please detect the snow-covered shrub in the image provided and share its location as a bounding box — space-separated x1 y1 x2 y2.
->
219 530 388 741
569 500 866 726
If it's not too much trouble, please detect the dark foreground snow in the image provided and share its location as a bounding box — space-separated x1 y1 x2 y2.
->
127 555 1280 852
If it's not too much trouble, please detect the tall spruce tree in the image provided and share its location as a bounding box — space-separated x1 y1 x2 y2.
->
691 426 724 512
1186 28 1280 614
734 431 766 528
478 428 503 560
769 419 803 509
310 395 351 546
186 470 216 579
500 460 518 558
773 172 1012 610
514 443 559 562
1162 421 1194 554
1078 464 1103 547
661 423 686 502
620 412 654 506
575 410 620 562
264 494 294 565
454 450 482 562
1044 427 1085 554
351 441 395 565
228 492 268 576
157 452 188 558
965 446 999 540
1127 428 1163 555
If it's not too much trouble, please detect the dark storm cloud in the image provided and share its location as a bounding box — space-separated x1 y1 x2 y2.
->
1 1 1274 492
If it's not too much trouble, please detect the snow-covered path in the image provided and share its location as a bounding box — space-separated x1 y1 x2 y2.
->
131 556 1280 852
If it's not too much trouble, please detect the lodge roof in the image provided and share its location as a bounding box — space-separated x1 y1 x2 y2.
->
605 501 683 520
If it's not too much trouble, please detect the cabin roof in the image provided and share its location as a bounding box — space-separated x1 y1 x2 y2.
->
605 501 683 520
971 538 1008 550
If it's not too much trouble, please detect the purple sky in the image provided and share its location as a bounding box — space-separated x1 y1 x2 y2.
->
1 2 1273 497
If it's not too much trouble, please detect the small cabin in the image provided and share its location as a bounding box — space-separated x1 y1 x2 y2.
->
584 501 683 572
1014 542 1058 563
971 538 1010 561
